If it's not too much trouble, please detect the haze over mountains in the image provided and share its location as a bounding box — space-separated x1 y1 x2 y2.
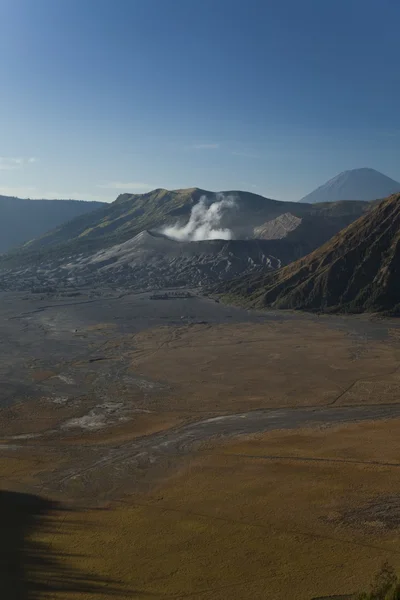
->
0 186 370 292
0 167 394 259
0 170 399 314
299 168 400 204
1 167 394 259
2 187 369 259
0 195 105 254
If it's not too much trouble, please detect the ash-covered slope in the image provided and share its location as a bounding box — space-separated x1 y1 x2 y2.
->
254 201 367 248
0 230 311 292
299 168 400 204
70 231 295 289
217 193 400 314
0 195 105 253
255 213 302 239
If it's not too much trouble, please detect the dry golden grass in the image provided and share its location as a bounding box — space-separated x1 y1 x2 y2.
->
129 322 400 412
21 418 400 600
0 447 61 491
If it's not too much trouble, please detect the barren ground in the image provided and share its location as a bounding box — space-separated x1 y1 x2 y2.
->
1 289 400 599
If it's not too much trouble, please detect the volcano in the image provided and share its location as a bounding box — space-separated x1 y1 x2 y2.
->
299 168 400 204
54 230 311 291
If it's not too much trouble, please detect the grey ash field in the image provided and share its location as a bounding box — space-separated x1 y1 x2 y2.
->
0 288 280 435
2 287 398 418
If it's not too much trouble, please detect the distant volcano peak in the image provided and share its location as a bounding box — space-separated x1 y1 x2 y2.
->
299 168 400 204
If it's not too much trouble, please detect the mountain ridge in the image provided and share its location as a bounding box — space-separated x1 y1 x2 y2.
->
0 195 105 254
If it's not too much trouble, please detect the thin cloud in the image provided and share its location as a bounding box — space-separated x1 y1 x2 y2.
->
97 181 154 191
0 157 37 170
191 143 220 150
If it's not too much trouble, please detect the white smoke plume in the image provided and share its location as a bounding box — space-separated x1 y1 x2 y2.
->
162 194 237 241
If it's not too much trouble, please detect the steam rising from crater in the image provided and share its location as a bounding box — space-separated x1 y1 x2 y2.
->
162 194 237 242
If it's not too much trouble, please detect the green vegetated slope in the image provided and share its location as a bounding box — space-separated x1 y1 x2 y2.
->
217 193 400 314
0 187 370 269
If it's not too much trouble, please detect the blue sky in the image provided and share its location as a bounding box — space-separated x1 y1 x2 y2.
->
0 0 399 202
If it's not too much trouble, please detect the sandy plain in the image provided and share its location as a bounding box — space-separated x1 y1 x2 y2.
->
1 289 400 599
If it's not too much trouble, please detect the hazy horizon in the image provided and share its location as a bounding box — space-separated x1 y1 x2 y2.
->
1 0 399 203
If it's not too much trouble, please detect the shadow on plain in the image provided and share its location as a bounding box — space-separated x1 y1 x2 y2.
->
0 489 139 599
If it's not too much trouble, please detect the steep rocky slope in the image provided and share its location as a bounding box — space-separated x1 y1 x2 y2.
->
0 230 310 292
217 193 400 314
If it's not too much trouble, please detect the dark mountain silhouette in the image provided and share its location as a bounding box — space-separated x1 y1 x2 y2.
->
217 193 400 315
0 195 105 253
299 168 400 204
